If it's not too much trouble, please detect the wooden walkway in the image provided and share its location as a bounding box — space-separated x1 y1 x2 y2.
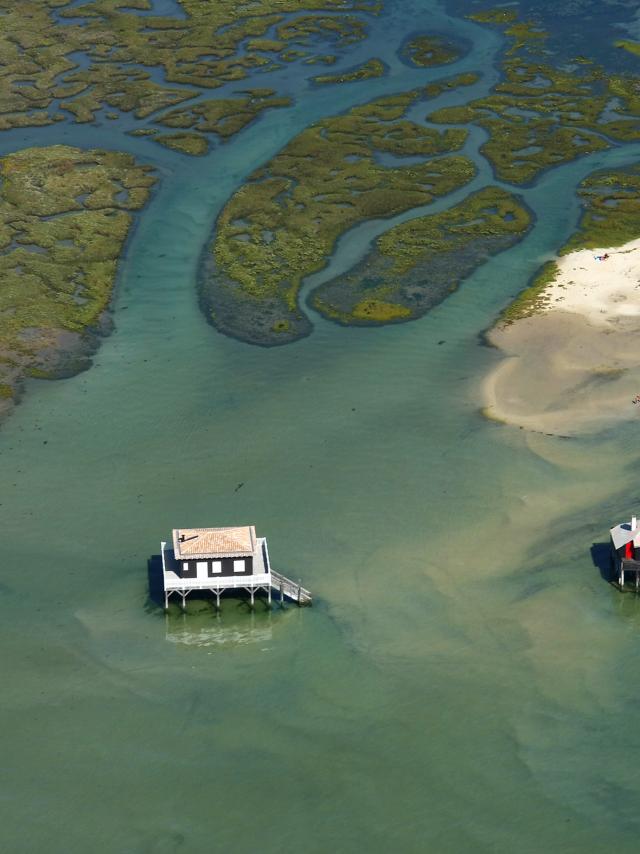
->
271 570 312 606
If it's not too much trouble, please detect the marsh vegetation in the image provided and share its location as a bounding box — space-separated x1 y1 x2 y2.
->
0 145 155 411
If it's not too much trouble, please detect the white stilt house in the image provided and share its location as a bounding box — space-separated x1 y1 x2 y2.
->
160 525 311 610
610 514 640 590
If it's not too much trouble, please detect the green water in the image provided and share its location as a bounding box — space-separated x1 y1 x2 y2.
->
4 2 640 852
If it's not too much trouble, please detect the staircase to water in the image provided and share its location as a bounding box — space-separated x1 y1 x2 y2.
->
270 570 312 606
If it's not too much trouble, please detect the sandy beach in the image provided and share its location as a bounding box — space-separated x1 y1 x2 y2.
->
483 239 640 435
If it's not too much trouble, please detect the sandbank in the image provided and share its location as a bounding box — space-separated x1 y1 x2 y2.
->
483 240 640 435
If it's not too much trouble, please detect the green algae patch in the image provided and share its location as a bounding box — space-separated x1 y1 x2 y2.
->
400 35 464 68
271 319 291 333
310 187 532 327
312 58 386 85
154 132 209 156
203 85 477 346
0 145 155 408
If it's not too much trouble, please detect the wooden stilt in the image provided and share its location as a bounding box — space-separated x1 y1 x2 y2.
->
164 591 169 611
267 585 272 608
250 587 255 609
621 569 625 590
181 591 187 611
216 589 221 610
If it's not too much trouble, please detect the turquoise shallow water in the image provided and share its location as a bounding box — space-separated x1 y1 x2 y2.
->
4 2 640 852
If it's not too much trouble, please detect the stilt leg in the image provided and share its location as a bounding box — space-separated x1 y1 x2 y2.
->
164 591 169 611
181 591 187 611
267 585 272 608
216 589 221 611
621 569 625 590
250 587 255 610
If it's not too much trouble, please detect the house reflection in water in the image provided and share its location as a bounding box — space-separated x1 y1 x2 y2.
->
165 611 274 649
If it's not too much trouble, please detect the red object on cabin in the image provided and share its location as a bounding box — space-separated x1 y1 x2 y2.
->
625 540 634 559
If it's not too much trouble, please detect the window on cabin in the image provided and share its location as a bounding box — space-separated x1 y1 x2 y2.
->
210 561 222 575
182 562 189 575
196 561 208 576
233 559 245 573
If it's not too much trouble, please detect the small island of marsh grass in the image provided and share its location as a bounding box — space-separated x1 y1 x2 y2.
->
154 132 210 156
310 187 533 326
400 34 467 68
155 90 293 154
0 145 155 418
311 58 386 86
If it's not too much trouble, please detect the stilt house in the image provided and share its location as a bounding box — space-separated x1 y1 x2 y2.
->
610 515 640 589
160 525 311 610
